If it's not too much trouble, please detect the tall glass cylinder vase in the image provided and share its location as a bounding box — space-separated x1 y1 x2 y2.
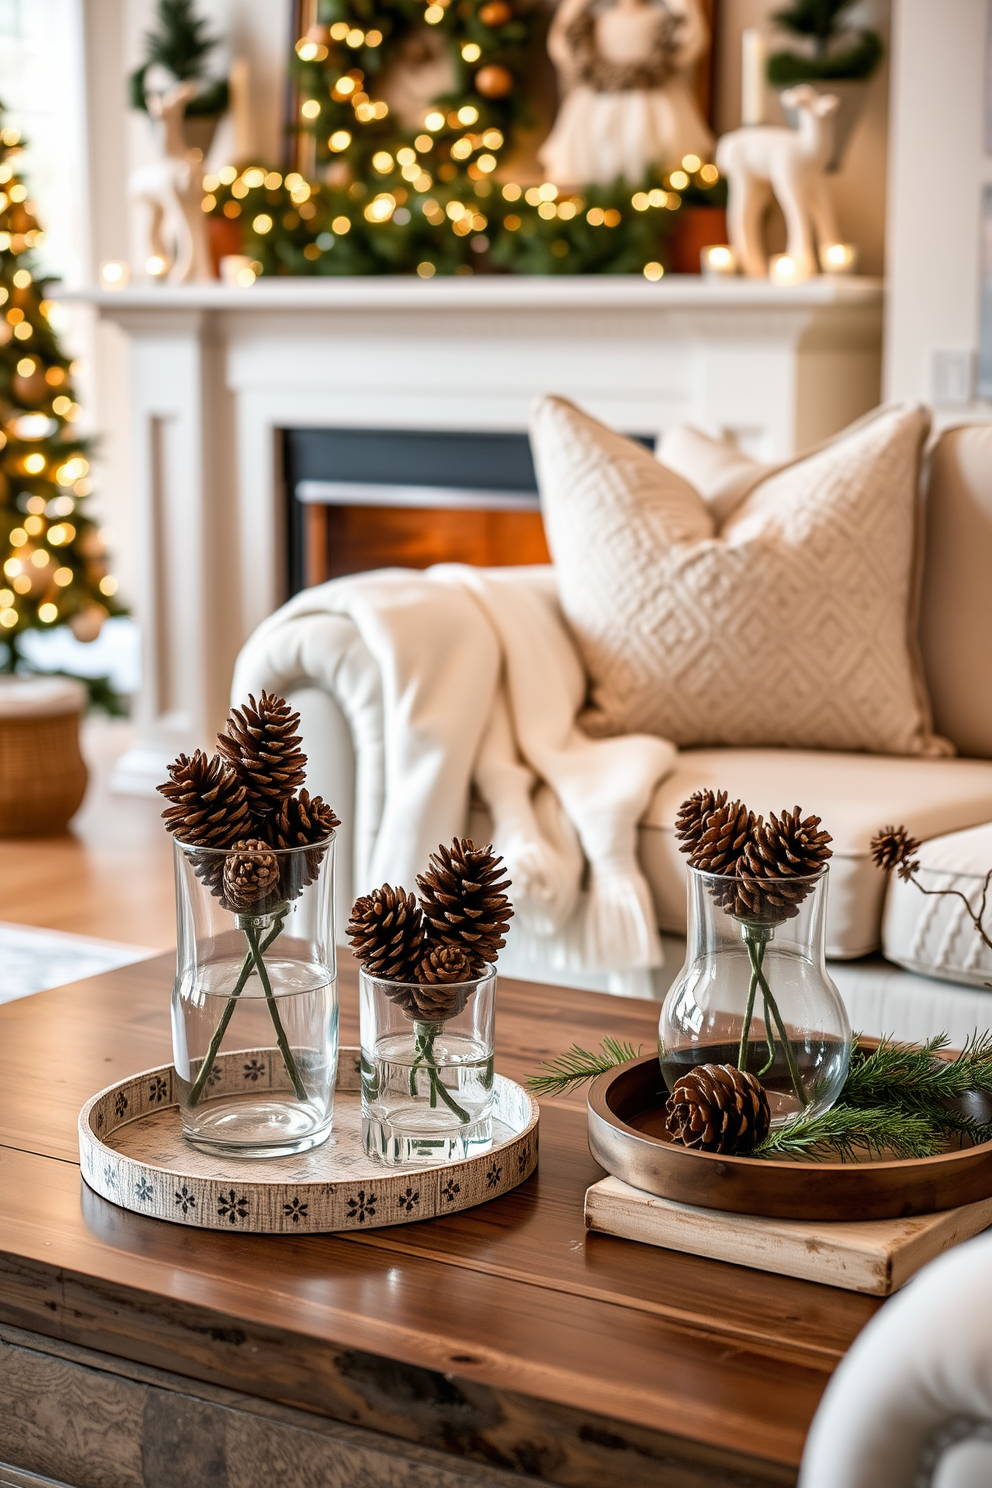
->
360 966 496 1165
658 865 851 1127
171 833 337 1157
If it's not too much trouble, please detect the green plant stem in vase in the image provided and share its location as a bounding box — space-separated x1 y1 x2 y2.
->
409 1020 472 1123
737 922 804 1101
185 907 301 1106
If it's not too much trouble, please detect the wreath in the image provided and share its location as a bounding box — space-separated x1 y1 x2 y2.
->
203 0 725 277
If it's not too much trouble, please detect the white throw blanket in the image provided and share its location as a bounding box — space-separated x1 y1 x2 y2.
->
232 565 676 993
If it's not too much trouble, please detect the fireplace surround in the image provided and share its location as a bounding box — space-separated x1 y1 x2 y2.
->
69 276 882 793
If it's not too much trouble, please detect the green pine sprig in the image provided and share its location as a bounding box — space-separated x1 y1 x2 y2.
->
527 1038 641 1098
845 1031 992 1109
752 1104 944 1163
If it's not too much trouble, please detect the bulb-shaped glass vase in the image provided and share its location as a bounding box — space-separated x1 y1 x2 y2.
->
658 865 852 1128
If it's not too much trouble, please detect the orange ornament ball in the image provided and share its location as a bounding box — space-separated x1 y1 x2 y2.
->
474 63 513 98
479 1 513 24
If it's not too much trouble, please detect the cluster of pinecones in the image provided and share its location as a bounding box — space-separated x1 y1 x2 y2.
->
870 824 921 882
665 1062 771 1155
158 692 339 914
348 839 513 1021
675 789 832 925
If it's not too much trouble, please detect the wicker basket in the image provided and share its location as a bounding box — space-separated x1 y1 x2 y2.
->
0 676 88 836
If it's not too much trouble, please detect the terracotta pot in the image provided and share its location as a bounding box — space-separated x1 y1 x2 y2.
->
669 205 729 274
207 215 243 278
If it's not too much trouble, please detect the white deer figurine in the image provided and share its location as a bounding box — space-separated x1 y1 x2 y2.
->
128 70 212 284
716 85 841 280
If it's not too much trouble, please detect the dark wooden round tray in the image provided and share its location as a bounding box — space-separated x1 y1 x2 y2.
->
587 1054 992 1221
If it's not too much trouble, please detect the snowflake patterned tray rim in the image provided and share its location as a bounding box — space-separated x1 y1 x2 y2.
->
78 1046 539 1234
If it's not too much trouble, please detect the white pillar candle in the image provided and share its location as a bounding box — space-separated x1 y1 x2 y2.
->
219 255 258 288
770 253 800 284
701 244 737 276
820 242 859 274
99 261 129 290
741 29 766 126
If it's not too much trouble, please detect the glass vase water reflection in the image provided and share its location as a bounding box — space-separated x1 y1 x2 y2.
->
658 865 851 1127
171 835 337 1157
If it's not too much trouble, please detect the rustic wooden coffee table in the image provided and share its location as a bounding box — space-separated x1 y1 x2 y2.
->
0 955 881 1488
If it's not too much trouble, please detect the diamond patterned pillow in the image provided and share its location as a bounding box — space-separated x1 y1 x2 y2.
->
533 396 948 756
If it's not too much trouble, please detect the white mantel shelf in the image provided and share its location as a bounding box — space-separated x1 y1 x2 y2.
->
71 272 883 793
71 274 882 313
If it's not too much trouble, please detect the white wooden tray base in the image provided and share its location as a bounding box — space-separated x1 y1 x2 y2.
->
584 1175 992 1295
78 1047 538 1234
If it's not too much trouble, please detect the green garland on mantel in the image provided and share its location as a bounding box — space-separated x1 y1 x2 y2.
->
203 0 725 278
529 1033 992 1162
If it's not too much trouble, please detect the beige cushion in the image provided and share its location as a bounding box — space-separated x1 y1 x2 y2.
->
638 749 992 958
882 822 992 987
534 396 945 756
656 424 768 524
919 422 992 759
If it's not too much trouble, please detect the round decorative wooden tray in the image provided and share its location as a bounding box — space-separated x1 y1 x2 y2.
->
587 1054 992 1221
79 1046 538 1233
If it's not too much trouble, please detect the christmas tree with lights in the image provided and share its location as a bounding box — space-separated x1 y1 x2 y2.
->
0 114 123 684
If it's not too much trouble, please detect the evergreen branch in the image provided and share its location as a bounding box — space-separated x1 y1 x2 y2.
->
752 1104 944 1162
527 1038 641 1098
845 1031 992 1109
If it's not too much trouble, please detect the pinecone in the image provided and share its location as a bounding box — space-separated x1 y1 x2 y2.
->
737 807 833 924
665 1063 770 1155
348 886 426 989
682 795 754 912
222 839 283 915
216 692 307 822
418 943 476 984
416 839 513 973
871 824 921 882
674 788 727 857
268 789 340 898
158 750 251 847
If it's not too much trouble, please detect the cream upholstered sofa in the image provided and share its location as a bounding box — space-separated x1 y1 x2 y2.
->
236 418 992 1009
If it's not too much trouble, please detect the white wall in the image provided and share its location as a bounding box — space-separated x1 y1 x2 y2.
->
884 0 990 403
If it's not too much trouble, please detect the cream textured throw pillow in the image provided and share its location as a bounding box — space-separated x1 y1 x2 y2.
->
532 396 946 756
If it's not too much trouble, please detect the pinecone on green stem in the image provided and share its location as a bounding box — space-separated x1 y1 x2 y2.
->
269 789 339 897
158 750 252 849
737 807 832 924
678 794 753 912
416 839 512 973
216 692 307 822
222 839 282 915
348 885 426 989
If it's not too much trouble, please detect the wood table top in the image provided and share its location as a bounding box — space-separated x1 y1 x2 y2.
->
0 954 880 1486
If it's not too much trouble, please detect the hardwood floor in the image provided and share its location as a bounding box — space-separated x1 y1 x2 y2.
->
0 716 175 948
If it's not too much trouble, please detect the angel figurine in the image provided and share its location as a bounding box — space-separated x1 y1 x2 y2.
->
538 0 714 188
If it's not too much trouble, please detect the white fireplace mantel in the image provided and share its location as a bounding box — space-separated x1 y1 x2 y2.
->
66 275 883 792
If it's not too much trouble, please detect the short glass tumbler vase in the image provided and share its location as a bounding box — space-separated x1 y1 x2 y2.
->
171 834 338 1158
360 965 497 1165
658 865 852 1128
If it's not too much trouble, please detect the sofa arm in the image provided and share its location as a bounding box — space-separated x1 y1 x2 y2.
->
232 611 384 939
